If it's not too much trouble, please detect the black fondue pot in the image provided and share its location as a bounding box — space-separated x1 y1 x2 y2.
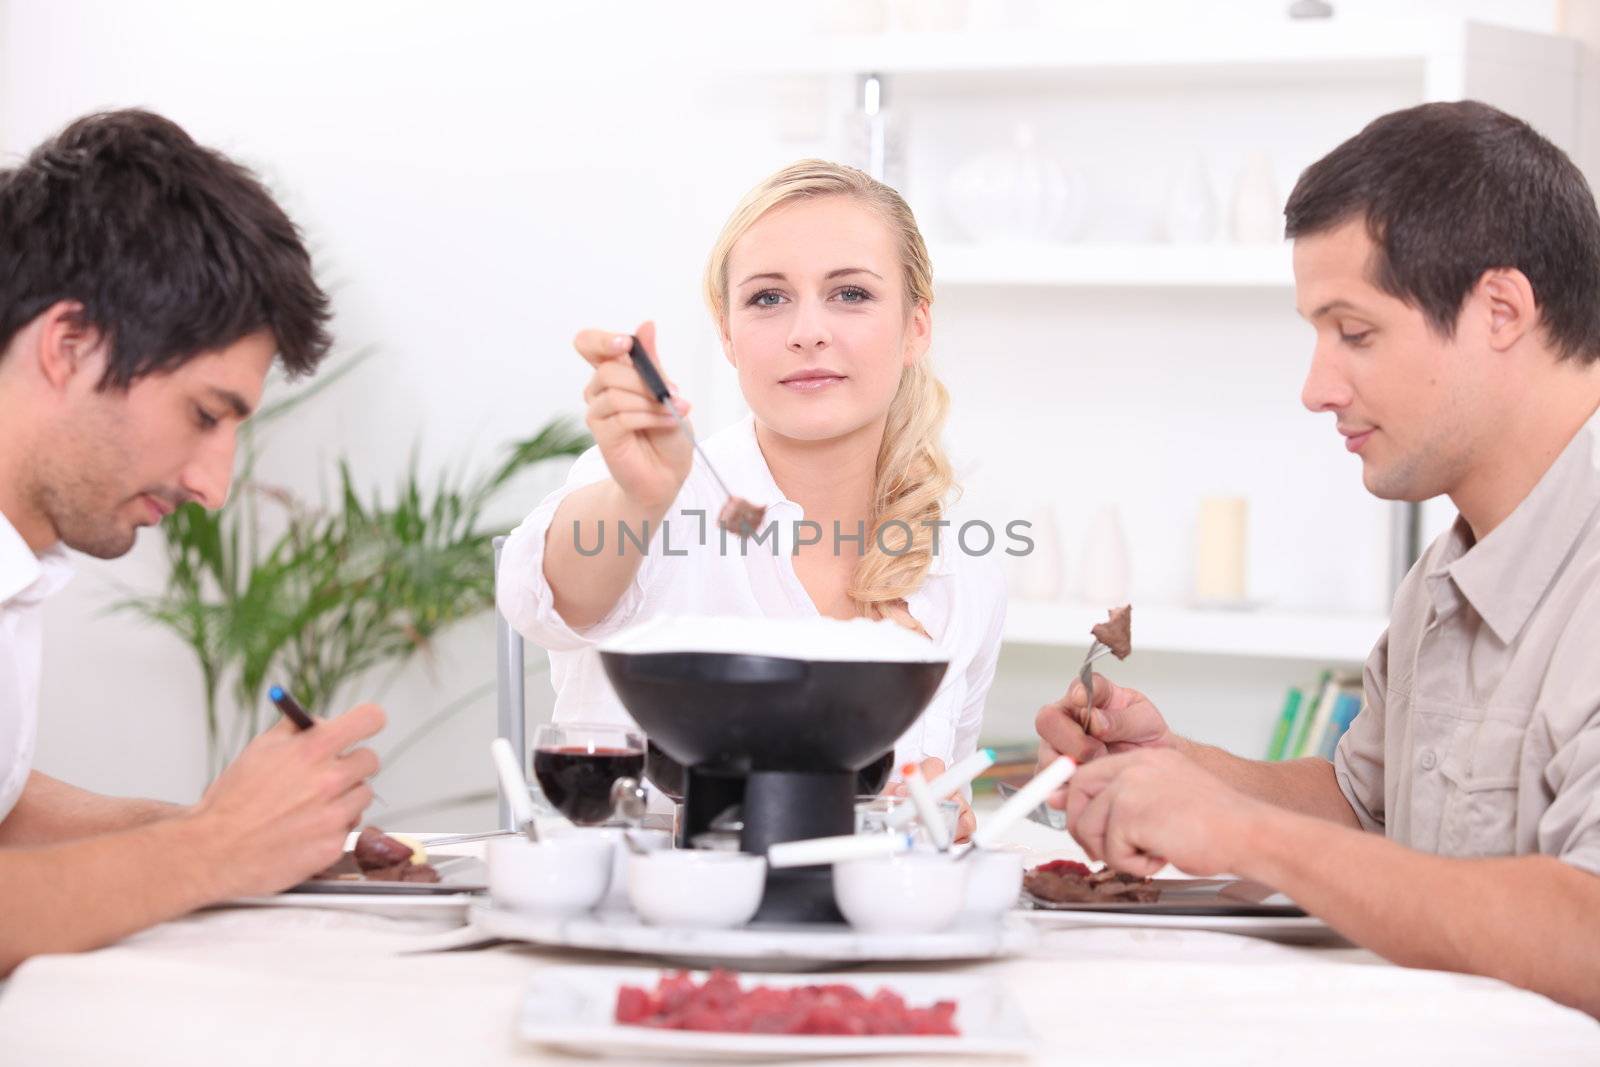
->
600 649 947 923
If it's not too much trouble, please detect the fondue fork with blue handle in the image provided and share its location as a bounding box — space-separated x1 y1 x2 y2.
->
270 685 386 805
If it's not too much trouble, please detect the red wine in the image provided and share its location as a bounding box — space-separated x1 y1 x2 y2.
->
533 745 644 826
644 740 686 802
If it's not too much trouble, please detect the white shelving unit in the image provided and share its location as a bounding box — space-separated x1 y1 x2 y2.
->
775 19 1581 101
932 242 1292 289
1004 601 1385 664
776 15 1591 675
774 17 1586 296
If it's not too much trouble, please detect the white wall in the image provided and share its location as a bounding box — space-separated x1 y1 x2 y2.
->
1 0 1586 825
3 0 828 818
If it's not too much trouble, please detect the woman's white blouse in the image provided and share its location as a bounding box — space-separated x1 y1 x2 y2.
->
496 415 1007 776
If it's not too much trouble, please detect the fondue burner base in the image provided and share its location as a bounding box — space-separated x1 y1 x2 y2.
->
743 769 854 924
679 767 856 924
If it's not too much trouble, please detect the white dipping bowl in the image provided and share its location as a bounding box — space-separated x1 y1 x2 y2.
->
833 852 970 934
592 828 672 911
960 847 1025 920
488 835 613 917
627 850 766 929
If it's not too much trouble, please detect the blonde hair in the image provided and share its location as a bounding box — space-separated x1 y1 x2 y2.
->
704 160 956 632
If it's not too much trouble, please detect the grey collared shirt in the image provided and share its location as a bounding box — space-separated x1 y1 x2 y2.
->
1335 410 1600 874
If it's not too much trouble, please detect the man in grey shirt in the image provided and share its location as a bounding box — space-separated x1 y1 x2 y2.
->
1036 100 1600 1016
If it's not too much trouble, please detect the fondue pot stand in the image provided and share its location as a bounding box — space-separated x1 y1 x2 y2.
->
600 649 948 924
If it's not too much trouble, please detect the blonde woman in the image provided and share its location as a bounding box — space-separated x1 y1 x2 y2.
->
498 160 1005 840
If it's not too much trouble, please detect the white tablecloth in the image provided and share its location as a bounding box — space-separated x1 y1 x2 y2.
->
1 821 1595 1066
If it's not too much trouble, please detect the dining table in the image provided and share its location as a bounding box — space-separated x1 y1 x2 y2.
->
1 811 1595 1066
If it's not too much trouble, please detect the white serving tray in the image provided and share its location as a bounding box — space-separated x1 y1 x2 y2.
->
471 903 1033 971
517 965 1037 1061
1018 906 1341 944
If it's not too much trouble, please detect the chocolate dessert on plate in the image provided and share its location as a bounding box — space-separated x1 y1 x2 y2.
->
300 827 446 888
1022 860 1308 917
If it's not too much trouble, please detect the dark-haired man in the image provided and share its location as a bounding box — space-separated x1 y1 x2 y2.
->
0 110 385 973
1036 101 1600 1015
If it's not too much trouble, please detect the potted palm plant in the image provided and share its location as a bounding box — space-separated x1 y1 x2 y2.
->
118 361 590 780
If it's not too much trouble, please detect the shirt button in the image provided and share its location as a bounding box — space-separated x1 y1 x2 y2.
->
1419 749 1438 771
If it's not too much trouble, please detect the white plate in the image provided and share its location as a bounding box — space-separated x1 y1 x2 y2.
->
517 965 1037 1060
471 903 1033 971
1019 906 1341 944
227 854 484 921
227 892 476 922
284 854 487 895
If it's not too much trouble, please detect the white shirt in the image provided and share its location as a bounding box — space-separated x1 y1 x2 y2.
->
0 511 73 823
497 415 1007 776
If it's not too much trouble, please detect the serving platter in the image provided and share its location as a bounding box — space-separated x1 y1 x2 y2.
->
517 965 1037 1060
1023 876 1305 917
1016 874 1342 943
1019 907 1339 944
470 903 1033 971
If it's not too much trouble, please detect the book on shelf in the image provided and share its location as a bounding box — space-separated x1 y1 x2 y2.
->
1284 668 1332 759
1265 687 1302 761
973 741 1039 793
1266 671 1363 761
1316 691 1363 761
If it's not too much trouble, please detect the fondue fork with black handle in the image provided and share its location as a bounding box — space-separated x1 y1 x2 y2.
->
627 336 764 536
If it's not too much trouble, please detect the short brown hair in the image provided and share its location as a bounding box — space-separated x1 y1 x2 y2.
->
0 108 332 386
1285 100 1600 364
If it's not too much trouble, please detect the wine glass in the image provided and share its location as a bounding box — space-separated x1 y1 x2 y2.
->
531 722 646 826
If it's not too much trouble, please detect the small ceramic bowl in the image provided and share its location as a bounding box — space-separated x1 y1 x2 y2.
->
833 852 970 934
487 835 613 917
593 828 672 911
627 850 766 929
959 847 1025 920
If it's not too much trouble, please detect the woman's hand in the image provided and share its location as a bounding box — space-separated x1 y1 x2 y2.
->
885 756 977 844
574 321 693 511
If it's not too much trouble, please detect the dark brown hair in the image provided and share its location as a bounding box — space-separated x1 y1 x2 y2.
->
1285 100 1600 364
0 108 331 386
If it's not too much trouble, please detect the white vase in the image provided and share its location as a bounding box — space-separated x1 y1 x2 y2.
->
1080 505 1130 606
945 122 1082 245
1013 506 1063 602
819 0 888 34
1162 152 1218 244
1230 152 1282 245
891 0 969 32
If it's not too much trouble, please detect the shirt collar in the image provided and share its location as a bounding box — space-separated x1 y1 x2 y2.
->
0 509 74 608
1433 408 1600 643
720 415 955 579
